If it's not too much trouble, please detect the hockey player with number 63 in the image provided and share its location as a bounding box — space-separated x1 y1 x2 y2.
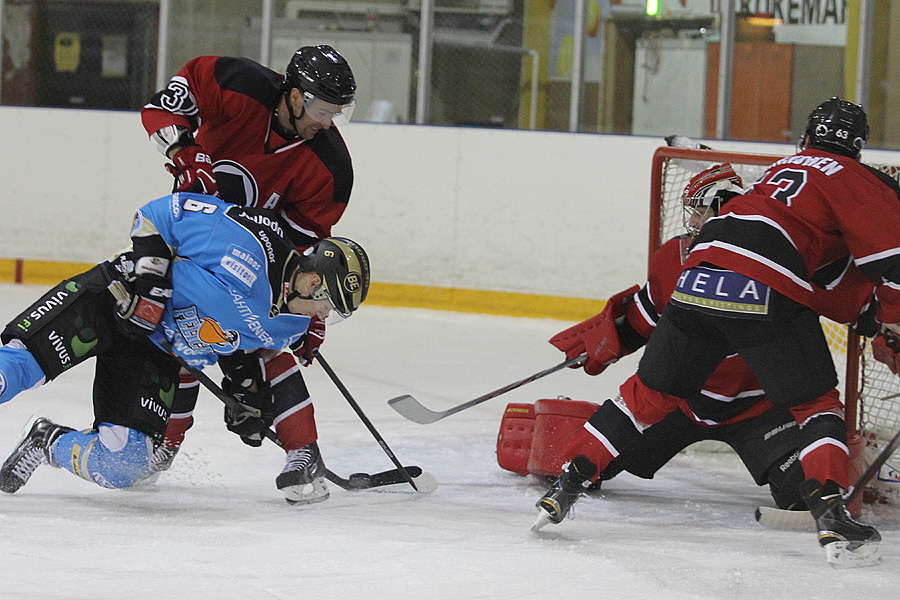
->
0 193 369 501
533 161 881 545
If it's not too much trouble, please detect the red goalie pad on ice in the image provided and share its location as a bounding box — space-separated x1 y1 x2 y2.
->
528 398 599 477
496 403 536 475
497 398 600 477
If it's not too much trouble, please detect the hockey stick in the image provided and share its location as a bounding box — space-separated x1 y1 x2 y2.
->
387 354 586 424
158 340 425 491
315 351 436 493
756 426 900 530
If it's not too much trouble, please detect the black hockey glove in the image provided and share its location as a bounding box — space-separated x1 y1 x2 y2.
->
115 257 172 338
220 351 274 447
223 394 271 447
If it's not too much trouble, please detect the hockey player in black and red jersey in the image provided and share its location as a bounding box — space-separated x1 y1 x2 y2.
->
140 45 357 503
536 162 880 520
536 98 900 566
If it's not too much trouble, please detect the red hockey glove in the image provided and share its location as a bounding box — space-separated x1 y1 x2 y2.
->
165 145 218 195
873 331 900 375
291 316 326 367
549 285 639 376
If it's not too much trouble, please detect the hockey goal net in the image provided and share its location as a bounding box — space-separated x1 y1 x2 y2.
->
650 145 900 505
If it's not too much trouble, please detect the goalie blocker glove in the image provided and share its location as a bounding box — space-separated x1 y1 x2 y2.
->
549 285 640 375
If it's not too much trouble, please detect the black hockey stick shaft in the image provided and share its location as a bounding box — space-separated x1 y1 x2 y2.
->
845 426 900 506
314 351 420 492
388 354 586 424
157 340 417 491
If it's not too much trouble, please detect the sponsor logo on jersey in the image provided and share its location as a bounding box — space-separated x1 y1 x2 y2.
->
221 245 261 287
229 290 275 348
238 211 285 239
0 369 7 398
173 306 240 353
671 267 771 316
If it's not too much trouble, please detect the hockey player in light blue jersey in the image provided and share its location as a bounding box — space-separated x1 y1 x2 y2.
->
0 193 369 501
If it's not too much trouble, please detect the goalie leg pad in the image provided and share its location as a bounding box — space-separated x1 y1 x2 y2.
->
527 398 599 477
496 403 536 475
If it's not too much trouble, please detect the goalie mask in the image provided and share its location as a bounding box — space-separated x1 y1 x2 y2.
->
284 45 356 127
284 237 370 319
800 97 868 159
682 163 743 237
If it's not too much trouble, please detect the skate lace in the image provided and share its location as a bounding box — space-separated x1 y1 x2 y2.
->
149 446 176 472
11 444 45 481
283 447 315 473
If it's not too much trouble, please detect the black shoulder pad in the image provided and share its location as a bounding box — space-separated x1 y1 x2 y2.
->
307 128 353 206
214 57 283 109
863 163 900 202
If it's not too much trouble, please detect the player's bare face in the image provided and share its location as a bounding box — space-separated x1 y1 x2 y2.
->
286 271 333 319
294 111 328 140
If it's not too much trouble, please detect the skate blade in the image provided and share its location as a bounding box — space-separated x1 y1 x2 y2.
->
531 508 554 533
825 540 881 568
283 479 330 505
128 471 161 487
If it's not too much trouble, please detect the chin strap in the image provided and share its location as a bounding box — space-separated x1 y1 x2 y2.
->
280 90 305 138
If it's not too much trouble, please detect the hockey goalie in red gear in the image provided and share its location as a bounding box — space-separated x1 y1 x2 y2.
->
141 46 357 504
534 142 886 566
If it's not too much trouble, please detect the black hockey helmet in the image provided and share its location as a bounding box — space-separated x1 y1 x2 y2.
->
284 45 356 107
801 97 869 159
291 237 370 318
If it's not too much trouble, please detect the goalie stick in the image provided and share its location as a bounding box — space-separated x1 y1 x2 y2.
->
158 340 431 492
388 354 586 424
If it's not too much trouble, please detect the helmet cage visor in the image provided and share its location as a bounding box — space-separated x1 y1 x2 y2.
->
681 164 742 236
303 93 355 127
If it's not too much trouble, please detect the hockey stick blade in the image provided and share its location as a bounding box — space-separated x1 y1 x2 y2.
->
156 340 427 494
388 355 586 424
327 465 436 493
754 506 815 531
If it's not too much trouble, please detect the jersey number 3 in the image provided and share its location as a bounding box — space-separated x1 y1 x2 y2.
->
761 168 808 206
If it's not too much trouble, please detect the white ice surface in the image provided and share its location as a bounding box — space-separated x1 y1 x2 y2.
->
0 283 897 599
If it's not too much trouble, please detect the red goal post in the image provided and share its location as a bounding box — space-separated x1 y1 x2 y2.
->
650 145 900 504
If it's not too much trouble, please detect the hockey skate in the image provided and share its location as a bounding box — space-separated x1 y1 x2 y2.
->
801 478 881 568
0 416 73 494
532 455 597 532
276 442 329 505
134 444 180 485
